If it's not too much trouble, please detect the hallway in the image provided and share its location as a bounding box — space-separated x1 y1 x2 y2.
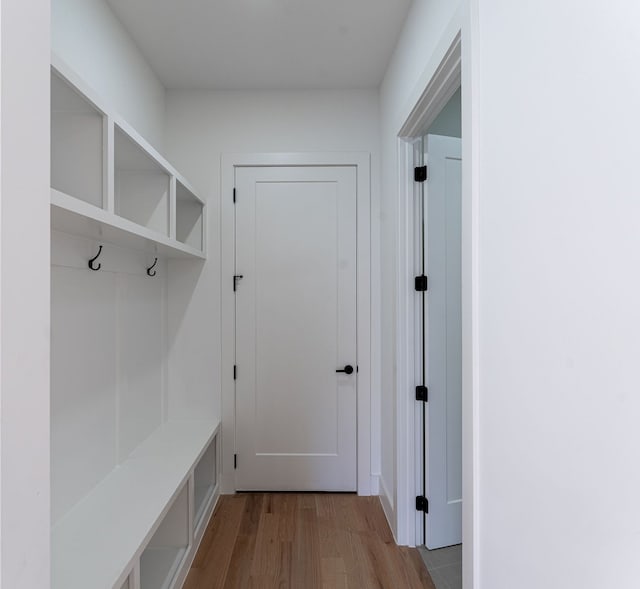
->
183 494 434 588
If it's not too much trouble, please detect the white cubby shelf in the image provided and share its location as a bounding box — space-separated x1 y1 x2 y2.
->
52 420 221 589
51 56 206 260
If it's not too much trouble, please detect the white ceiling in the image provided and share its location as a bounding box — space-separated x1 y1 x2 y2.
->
105 0 412 90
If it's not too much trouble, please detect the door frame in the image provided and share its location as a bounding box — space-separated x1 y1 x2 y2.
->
220 152 373 496
395 31 462 547
417 133 464 550
393 11 480 588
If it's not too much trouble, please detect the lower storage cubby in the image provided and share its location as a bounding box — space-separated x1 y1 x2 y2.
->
140 483 190 589
193 435 217 530
52 421 220 589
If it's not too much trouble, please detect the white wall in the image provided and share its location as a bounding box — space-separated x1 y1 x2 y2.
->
0 0 51 587
52 0 166 149
378 0 463 540
475 0 640 586
382 0 640 587
163 88 381 481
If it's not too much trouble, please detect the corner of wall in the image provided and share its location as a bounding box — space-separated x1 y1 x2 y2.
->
379 474 397 539
1 0 51 585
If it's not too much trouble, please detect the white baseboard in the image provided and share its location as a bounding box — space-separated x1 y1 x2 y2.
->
379 475 396 541
220 471 235 494
370 473 380 495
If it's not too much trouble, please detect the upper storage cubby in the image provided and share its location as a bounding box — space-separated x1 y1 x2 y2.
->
51 70 105 209
176 181 205 251
115 126 170 237
50 57 206 260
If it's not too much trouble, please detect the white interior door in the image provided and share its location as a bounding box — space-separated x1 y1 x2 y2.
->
425 134 463 548
234 165 357 491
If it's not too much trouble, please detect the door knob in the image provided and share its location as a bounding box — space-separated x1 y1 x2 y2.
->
336 365 354 375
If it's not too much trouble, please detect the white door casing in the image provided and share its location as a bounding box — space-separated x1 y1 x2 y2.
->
234 165 357 491
425 134 463 549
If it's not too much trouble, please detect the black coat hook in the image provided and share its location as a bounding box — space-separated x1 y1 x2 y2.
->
88 245 103 271
147 257 158 277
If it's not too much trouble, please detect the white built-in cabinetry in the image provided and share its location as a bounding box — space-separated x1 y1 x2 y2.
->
51 56 218 589
51 57 205 259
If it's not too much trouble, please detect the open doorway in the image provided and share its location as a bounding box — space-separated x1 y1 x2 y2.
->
415 87 463 589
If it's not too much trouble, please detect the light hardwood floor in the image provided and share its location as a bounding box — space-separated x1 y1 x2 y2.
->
184 493 435 589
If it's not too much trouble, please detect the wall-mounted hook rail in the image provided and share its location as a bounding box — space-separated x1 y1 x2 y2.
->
147 257 158 277
88 245 103 271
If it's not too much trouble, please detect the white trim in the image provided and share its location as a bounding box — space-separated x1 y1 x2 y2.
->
393 14 478 589
220 152 373 496
399 32 462 139
379 475 395 528
412 139 426 547
370 473 381 496
463 2 481 586
395 138 417 546
131 562 141 589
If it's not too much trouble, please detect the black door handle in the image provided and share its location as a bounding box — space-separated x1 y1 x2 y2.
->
336 365 354 375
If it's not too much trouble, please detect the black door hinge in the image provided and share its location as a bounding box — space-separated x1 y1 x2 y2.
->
414 165 427 183
233 365 237 380
233 188 236 203
416 495 429 513
234 454 237 469
415 275 428 291
416 385 428 402
233 275 244 291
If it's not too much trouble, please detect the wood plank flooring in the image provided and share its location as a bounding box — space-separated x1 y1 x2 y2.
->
184 493 435 589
